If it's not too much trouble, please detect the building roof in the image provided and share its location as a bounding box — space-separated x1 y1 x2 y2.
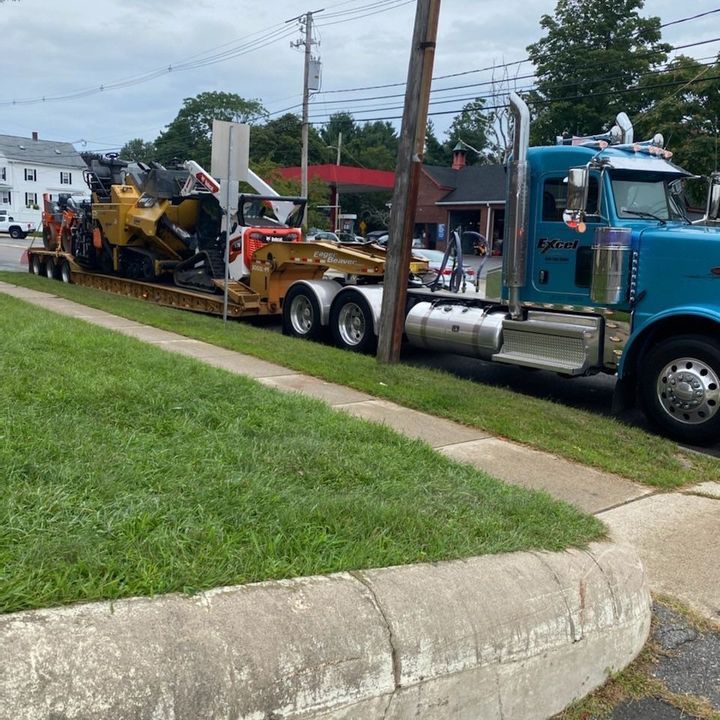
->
277 164 395 193
0 134 86 169
423 164 506 204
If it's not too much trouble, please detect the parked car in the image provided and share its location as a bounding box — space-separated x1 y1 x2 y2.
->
412 249 476 288
364 229 388 243
306 229 340 243
374 234 424 248
335 231 368 244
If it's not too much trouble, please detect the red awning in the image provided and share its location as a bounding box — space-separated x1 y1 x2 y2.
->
277 164 395 193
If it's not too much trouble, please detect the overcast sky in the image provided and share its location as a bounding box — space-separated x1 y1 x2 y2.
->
1 0 717 156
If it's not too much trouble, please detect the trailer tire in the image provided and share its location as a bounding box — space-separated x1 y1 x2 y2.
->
330 289 376 353
639 334 720 446
9 227 26 240
30 255 43 276
45 257 57 280
60 260 72 284
282 284 324 340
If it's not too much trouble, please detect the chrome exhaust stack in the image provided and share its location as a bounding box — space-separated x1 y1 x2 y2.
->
504 92 530 319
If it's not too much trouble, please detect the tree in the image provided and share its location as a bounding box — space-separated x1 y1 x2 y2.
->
119 138 157 163
527 0 670 145
445 98 491 165
154 91 267 168
638 55 720 174
424 121 450 165
250 113 325 167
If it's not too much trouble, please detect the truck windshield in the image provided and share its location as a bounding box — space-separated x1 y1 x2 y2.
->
611 177 679 221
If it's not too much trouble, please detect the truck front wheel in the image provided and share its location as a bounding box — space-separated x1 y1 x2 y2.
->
330 290 376 353
9 227 26 240
640 335 720 445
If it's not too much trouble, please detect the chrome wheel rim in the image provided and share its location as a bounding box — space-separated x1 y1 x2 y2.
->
45 260 54 279
31 257 41 275
656 356 720 425
290 295 314 335
61 263 71 283
338 302 366 347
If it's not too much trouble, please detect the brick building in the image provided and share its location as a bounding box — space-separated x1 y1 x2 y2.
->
416 145 506 254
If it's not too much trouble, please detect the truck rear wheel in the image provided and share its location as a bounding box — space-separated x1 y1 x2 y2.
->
30 255 43 275
282 284 324 340
9 227 26 240
330 289 376 353
640 334 720 445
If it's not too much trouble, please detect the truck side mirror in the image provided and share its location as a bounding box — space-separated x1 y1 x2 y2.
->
708 174 720 222
564 167 589 232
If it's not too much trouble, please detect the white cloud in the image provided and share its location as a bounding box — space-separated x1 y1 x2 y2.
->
0 0 716 150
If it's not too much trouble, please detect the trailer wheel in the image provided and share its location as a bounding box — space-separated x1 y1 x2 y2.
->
60 260 72 284
282 284 324 340
639 334 720 445
30 254 43 276
330 290 376 353
9 227 26 240
45 257 57 280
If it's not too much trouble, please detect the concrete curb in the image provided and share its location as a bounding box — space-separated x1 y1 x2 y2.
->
0 541 650 720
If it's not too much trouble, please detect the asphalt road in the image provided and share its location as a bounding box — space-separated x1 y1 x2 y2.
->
0 234 30 271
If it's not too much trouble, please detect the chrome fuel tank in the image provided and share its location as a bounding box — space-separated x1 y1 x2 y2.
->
405 302 505 359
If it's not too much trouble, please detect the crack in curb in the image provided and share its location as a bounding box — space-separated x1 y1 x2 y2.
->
530 552 581 643
349 571 400 718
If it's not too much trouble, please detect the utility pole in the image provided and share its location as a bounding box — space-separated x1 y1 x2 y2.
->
290 9 323 226
335 130 342 231
377 0 441 363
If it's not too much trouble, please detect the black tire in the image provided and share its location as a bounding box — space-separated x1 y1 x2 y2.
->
639 334 720 445
9 227 25 240
282 284 324 340
45 257 57 280
60 260 72 284
329 289 377 353
30 254 43 276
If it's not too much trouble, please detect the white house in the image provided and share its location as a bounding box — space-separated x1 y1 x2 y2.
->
0 132 90 226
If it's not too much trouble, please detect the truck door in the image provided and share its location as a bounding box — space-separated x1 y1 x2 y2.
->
530 174 601 304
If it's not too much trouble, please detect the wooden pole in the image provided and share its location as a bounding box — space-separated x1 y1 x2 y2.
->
376 0 441 363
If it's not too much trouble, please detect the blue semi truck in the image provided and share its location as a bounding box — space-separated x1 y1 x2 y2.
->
288 93 720 445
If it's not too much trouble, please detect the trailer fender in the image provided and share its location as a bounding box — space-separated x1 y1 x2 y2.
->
333 285 385 336
286 279 344 327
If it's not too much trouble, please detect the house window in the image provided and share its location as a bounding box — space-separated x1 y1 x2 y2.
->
0 191 10 205
24 168 37 182
0 167 6 181
60 171 72 185
25 192 38 208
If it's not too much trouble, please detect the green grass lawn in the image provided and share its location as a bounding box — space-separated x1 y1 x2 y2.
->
2 272 718 489
0 294 604 614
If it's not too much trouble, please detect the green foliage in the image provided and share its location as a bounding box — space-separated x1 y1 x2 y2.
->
636 55 720 184
527 0 670 144
425 121 452 166
250 113 326 167
154 91 267 168
445 98 491 164
119 138 157 163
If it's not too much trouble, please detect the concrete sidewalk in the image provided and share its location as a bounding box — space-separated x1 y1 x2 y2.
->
1 280 719 719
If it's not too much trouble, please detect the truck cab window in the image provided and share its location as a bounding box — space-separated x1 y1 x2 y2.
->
612 177 671 220
542 176 599 221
